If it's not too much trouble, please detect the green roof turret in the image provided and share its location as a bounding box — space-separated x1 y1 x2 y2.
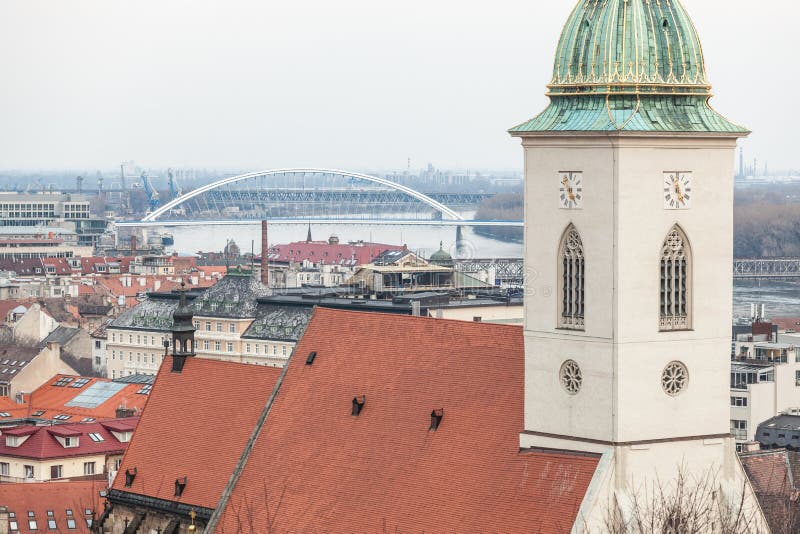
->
510 0 747 134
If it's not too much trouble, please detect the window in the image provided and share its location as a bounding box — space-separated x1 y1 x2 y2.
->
227 342 234 353
47 510 56 530
53 377 73 387
112 333 116 342
216 322 223 332
246 343 251 353
731 419 748 440
0 462 8 475
229 323 236 333
63 437 76 447
70 378 91 388
215 341 221 352
9 512 18 532
28 514 37 531
795 369 800 387
660 225 691 331
731 396 748 407
282 346 287 356
205 322 211 331
65 509 76 530
94 340 101 349
255 344 260 354
558 225 584 330
194 321 200 330
24 465 34 479
88 433 104 442
50 465 62 479
83 462 95 475
203 340 210 350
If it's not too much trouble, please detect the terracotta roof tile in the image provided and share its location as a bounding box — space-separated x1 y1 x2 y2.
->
0 418 136 460
3 374 149 422
111 356 281 510
269 240 403 266
0 480 105 534
219 308 598 533
0 299 25 325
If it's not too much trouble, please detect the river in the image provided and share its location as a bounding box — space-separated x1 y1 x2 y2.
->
165 222 800 320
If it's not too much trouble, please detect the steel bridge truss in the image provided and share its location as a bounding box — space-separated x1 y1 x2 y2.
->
733 258 800 279
143 169 467 222
454 258 525 285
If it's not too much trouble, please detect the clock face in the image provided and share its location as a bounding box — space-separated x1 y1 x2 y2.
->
663 172 692 210
559 172 583 209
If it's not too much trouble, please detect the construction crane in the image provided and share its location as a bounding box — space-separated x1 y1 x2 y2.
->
167 168 181 199
140 171 160 211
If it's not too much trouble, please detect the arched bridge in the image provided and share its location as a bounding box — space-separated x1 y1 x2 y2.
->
143 168 466 223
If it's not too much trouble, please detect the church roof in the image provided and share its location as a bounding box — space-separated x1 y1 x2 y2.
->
510 0 747 134
109 356 281 514
216 308 599 532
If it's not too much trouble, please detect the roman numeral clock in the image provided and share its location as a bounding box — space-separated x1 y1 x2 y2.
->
664 172 692 209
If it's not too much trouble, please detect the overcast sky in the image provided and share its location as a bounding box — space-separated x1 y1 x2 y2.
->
0 1 792 173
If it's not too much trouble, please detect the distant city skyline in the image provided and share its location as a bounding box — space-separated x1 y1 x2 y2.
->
0 0 794 171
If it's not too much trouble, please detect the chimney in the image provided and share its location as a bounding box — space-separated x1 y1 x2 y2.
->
116 406 136 418
261 220 269 287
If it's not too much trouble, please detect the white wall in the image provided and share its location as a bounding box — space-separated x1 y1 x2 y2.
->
521 134 738 444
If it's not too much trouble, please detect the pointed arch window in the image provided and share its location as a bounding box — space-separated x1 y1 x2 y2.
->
559 225 585 330
660 226 692 331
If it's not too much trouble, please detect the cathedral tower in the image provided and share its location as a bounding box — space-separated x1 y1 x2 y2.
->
511 0 765 528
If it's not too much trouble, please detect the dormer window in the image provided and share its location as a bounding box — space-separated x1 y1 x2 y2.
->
174 476 187 497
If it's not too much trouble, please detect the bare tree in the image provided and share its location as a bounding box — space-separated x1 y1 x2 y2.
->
603 468 761 534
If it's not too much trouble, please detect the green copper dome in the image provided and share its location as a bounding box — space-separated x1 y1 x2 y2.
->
551 0 707 96
510 0 747 134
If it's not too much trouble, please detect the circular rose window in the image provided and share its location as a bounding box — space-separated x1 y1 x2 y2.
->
560 360 583 395
662 361 689 396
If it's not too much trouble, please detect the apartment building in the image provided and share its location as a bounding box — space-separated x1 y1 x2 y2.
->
105 270 312 377
0 418 136 483
730 331 800 450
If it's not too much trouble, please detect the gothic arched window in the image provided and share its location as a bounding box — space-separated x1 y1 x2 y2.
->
559 225 585 330
660 225 692 331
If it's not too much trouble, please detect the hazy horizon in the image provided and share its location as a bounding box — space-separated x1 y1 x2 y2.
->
0 1 794 172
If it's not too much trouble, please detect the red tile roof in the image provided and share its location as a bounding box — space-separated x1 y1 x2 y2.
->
0 299 25 325
0 418 136 460
218 308 599 533
111 356 281 510
0 480 105 534
770 317 800 332
2 374 149 422
41 257 73 275
268 240 404 267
